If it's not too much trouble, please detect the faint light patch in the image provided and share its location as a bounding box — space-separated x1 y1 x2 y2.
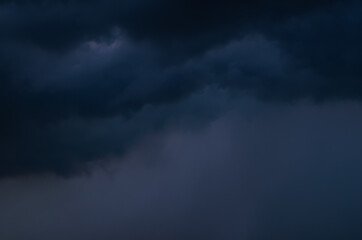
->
85 37 123 53
32 34 128 90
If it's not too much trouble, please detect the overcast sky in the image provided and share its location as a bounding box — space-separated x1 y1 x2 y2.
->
1 0 362 239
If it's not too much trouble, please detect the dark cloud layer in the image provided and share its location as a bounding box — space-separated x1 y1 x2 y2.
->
0 0 339 50
1 1 362 239
0 0 361 177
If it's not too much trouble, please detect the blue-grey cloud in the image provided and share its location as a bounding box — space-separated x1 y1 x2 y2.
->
1 99 362 239
0 0 361 177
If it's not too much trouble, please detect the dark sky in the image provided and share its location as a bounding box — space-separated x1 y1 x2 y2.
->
1 0 362 239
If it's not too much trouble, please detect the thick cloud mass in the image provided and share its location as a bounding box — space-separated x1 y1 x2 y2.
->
0 0 361 176
1 1 362 239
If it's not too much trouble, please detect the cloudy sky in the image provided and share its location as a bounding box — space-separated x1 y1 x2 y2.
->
1 0 362 239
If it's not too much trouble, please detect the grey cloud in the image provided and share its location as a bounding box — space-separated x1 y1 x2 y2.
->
1 99 362 239
1 0 361 177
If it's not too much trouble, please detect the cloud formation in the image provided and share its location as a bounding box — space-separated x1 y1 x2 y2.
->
0 0 361 177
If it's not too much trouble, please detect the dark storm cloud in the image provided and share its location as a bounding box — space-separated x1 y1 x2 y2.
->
268 0 362 100
0 0 361 177
0 0 341 52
